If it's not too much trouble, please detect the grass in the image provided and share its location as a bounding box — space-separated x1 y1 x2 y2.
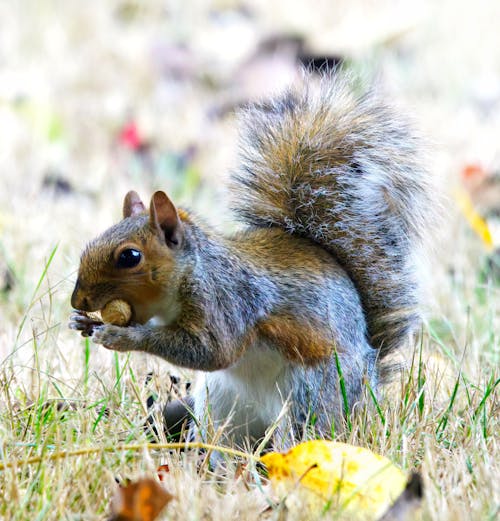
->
0 238 498 520
1 0 499 519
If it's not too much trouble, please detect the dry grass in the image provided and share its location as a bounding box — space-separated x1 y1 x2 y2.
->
0 1 499 519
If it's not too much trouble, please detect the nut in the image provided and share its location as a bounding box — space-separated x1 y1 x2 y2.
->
101 299 132 326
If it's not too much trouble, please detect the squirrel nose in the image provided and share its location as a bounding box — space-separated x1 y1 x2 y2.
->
71 280 90 310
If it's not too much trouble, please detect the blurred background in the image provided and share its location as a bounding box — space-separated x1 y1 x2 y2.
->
0 0 498 362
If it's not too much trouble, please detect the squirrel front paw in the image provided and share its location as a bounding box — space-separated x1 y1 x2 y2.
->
91 324 133 352
69 310 103 337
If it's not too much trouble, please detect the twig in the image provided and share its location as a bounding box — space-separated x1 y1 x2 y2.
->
0 442 258 471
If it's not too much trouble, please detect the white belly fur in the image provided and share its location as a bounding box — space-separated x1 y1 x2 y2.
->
192 342 292 443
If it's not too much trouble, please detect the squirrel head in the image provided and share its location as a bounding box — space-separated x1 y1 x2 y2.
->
71 190 185 324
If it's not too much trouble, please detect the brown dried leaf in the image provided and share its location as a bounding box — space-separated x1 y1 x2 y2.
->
156 464 170 482
109 477 174 521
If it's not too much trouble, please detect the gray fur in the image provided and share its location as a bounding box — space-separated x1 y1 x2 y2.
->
88 223 376 444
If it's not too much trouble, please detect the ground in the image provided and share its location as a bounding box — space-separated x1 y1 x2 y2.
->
0 1 498 519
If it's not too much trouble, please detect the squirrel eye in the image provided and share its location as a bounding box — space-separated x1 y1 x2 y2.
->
116 248 142 269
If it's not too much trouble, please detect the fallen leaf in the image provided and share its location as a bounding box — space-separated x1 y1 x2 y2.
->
109 477 174 521
455 187 494 250
119 121 143 151
461 163 486 181
261 440 407 520
156 464 170 482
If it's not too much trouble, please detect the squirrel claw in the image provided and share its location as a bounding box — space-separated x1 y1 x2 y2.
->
69 310 103 337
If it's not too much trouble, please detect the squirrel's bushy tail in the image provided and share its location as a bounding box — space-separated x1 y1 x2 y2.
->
229 72 435 357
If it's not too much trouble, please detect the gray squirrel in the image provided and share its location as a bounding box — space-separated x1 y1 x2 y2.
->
70 72 435 447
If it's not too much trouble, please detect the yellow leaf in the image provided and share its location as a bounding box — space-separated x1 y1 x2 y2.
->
261 440 407 520
455 188 494 250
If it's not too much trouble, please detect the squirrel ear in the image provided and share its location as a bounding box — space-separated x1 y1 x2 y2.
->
123 191 146 218
149 191 183 247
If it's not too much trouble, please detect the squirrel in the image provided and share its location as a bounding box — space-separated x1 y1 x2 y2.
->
70 72 435 448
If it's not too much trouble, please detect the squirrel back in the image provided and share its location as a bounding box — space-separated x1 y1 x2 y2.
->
229 72 435 357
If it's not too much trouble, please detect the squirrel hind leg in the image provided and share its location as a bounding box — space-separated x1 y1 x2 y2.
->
144 396 194 442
